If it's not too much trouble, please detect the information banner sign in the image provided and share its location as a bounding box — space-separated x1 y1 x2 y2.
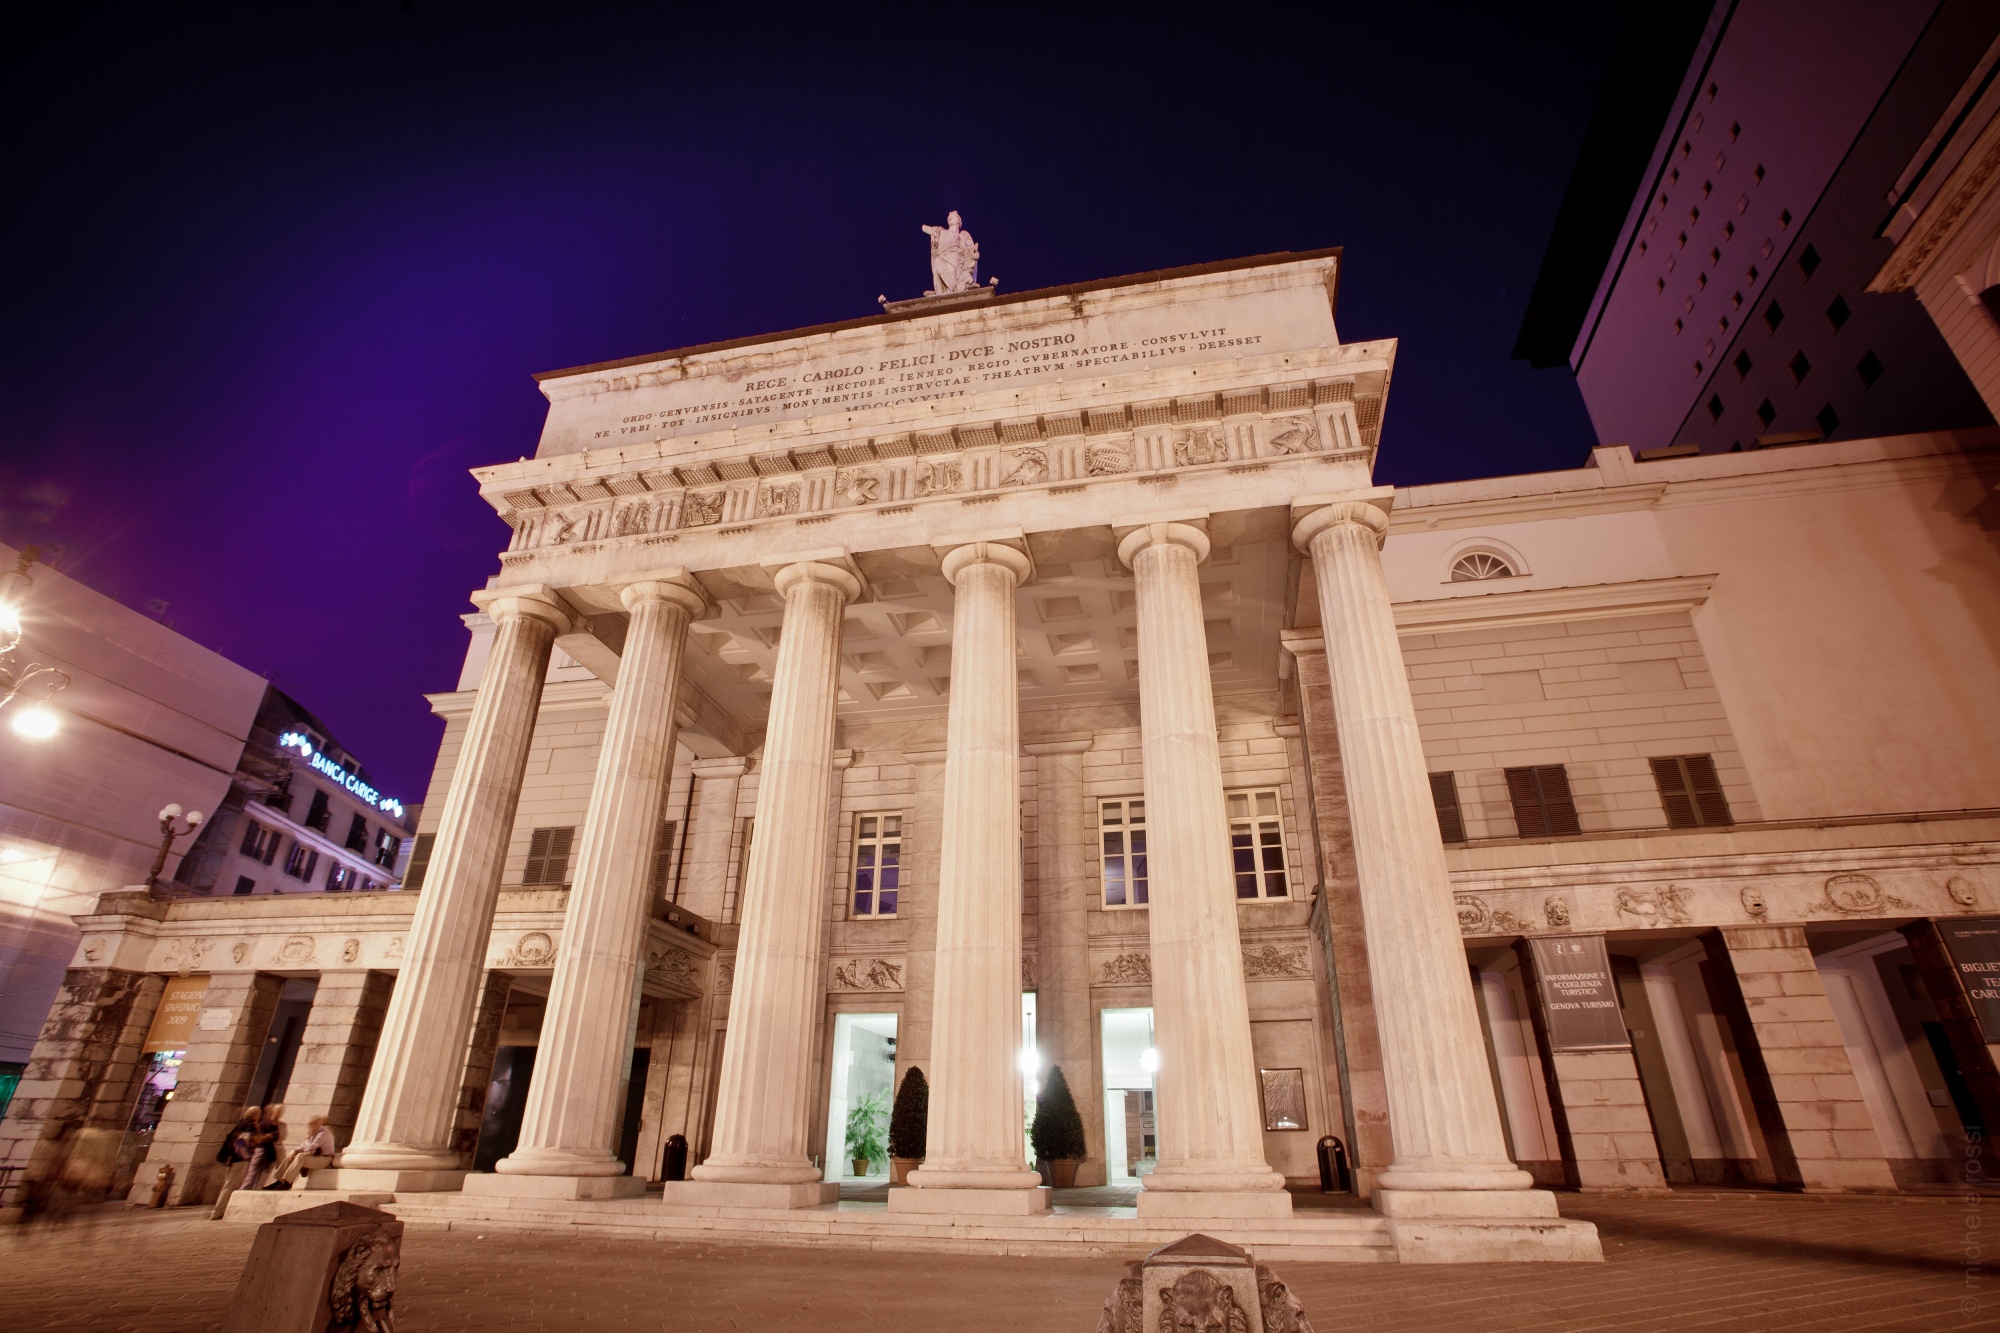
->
1937 917 2000 1042
1527 935 1630 1052
142 975 210 1052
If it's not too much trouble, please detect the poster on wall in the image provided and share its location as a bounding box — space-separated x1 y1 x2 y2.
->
1937 917 2000 1042
1526 935 1630 1051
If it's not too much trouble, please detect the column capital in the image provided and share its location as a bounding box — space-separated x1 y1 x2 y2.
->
1290 487 1395 551
470 584 574 634
937 536 1032 586
690 755 750 780
1114 518 1211 570
764 550 863 603
615 568 710 617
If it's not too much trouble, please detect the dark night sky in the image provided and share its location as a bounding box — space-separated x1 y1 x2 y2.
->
1 3 1615 801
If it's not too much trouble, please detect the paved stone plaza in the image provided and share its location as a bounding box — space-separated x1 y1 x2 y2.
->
1 1190 1987 1331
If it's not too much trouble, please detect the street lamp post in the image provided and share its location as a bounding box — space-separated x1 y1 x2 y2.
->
145 804 205 899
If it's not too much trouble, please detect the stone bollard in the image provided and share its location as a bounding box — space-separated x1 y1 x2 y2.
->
1098 1234 1313 1333
222 1200 402 1333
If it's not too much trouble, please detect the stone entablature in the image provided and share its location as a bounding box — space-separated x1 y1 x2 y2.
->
67 889 713 1002
1443 817 1999 941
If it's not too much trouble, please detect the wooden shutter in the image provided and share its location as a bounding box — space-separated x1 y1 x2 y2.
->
651 821 678 895
523 827 552 884
1504 767 1547 837
1655 755 1732 827
1505 765 1580 837
524 826 575 886
1429 772 1467 843
1685 755 1733 826
404 833 435 888
1651 757 1698 828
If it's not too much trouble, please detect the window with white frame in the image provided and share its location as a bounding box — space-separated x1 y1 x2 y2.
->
1099 798 1148 908
1227 789 1290 899
851 812 902 917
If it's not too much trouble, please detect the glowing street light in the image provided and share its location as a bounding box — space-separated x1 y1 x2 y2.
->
145 804 206 899
0 547 68 742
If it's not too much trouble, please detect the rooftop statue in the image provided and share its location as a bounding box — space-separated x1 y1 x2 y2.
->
922 211 980 296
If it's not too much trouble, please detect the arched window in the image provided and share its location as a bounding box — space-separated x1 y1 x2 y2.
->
1449 552 1514 582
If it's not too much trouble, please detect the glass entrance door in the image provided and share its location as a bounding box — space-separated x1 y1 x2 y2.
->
824 1012 897 1181
1100 1007 1157 1183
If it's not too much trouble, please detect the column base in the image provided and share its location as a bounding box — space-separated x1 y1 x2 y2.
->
1385 1215 1604 1263
659 1180 839 1211
335 1143 462 1173
1371 1188 1559 1219
462 1173 646 1201
493 1147 628 1179
887 1186 1049 1215
1136 1189 1293 1219
309 1168 466 1194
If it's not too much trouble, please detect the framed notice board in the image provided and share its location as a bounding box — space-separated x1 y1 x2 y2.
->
1937 917 2000 1042
1526 935 1630 1051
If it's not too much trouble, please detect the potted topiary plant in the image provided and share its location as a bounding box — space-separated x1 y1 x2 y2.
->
1030 1064 1088 1188
887 1066 928 1185
845 1089 888 1178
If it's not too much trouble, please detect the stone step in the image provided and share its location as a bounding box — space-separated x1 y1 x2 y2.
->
363 1192 1400 1262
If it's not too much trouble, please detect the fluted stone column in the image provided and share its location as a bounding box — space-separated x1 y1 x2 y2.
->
1025 737 1102 1185
897 541 1045 1214
678 756 749 921
1118 520 1290 1219
478 573 706 1199
1293 491 1545 1217
336 588 569 1186
666 556 858 1210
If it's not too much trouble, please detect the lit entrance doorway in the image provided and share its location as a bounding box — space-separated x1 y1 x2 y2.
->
825 1013 897 1181
1101 1007 1157 1183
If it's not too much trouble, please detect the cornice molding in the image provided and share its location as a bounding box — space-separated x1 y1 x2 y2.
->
1387 574 1717 637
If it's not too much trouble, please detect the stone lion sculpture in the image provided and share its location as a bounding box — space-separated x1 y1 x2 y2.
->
1160 1270 1250 1333
329 1228 400 1333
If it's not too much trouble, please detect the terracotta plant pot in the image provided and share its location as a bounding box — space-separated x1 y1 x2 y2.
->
1050 1158 1080 1188
852 1157 871 1178
890 1156 919 1185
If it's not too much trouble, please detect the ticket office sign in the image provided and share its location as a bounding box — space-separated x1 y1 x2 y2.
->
1938 917 2000 1042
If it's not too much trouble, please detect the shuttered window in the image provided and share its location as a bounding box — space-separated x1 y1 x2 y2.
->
522 826 575 886
1650 755 1734 828
403 833 435 889
1503 765 1582 838
1429 773 1468 843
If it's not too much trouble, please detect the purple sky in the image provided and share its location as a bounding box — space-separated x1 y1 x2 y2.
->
2 4 1613 799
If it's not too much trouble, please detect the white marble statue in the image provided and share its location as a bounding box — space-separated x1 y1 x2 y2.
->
922 211 980 295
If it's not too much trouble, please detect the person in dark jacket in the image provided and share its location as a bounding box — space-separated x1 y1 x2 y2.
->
208 1105 262 1220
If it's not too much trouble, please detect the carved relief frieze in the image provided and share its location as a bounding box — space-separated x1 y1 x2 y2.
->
716 959 735 992
835 468 881 505
1612 885 1694 928
341 938 362 964
1021 955 1036 989
1543 897 1571 929
385 935 405 960
1084 441 1133 476
276 935 317 965
1001 448 1048 486
680 491 725 527
755 482 800 518
1805 873 1914 917
497 931 556 968
1241 943 1310 979
1264 416 1321 455
913 458 962 496
1171 426 1227 468
645 947 700 990
1948 876 1980 909
829 957 903 991
1098 952 1151 985
1455 894 1532 936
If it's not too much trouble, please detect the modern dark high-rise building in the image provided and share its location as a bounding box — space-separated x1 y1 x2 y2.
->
1516 0 1998 453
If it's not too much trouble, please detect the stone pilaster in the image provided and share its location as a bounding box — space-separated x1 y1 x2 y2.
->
678 757 749 922
487 574 703 1197
337 587 569 1185
281 970 394 1151
0 967 163 1214
1702 926 1896 1191
143 971 284 1205
1513 941 1667 1192
1292 494 1539 1217
893 749 948 1087
1025 737 1101 1186
1118 518 1289 1219
899 540 1044 1213
670 556 858 1209
1284 635 1394 1195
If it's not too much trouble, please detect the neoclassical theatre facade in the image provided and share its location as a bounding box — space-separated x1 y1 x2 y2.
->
10 251 2000 1262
